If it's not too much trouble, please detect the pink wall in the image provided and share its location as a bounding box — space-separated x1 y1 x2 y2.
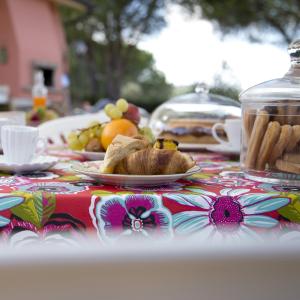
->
0 0 68 102
0 0 19 97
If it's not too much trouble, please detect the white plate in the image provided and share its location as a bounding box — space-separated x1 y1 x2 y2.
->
72 161 201 187
74 151 105 161
178 143 213 151
205 144 240 155
0 155 58 174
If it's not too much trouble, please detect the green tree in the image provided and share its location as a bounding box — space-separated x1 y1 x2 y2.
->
176 0 300 44
61 0 167 102
67 39 172 110
122 68 173 112
209 81 240 102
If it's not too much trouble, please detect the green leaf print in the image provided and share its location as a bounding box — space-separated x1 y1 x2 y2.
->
278 194 300 223
92 190 113 197
11 192 56 228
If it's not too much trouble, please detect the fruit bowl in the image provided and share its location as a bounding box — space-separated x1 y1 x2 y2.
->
27 108 59 126
67 99 154 154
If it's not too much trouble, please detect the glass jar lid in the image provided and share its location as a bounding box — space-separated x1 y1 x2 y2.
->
240 39 300 102
149 83 241 137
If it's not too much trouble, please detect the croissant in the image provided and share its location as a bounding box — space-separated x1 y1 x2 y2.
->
114 147 195 175
101 135 149 174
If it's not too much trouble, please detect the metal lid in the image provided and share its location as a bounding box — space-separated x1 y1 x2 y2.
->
288 39 300 64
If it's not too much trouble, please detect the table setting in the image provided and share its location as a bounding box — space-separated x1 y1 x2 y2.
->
0 112 298 247
0 43 300 248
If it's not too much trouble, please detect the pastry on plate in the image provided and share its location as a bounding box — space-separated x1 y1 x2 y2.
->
159 118 227 144
101 135 195 175
101 135 149 173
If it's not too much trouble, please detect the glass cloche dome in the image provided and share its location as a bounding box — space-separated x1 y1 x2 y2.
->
149 84 241 145
240 39 300 186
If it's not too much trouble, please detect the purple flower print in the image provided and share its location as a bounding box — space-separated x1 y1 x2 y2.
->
211 196 243 230
164 188 290 241
92 194 173 242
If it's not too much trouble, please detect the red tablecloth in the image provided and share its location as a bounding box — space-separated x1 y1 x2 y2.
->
0 151 299 245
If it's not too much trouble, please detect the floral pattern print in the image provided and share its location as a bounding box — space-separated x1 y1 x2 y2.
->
17 182 87 194
257 183 300 193
164 188 290 240
188 171 255 187
91 194 173 242
2 213 86 247
197 161 239 172
22 171 59 180
0 176 30 187
122 182 184 192
0 195 24 227
0 149 297 245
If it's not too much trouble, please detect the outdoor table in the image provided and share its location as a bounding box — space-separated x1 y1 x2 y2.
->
0 150 299 245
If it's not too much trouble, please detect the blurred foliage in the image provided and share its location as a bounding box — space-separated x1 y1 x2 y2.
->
60 0 281 111
172 60 241 102
176 0 300 44
60 0 172 111
209 84 240 102
122 68 173 112
172 81 240 102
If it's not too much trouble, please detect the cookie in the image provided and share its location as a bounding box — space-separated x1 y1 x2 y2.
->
245 110 270 169
269 125 292 165
275 159 300 174
243 109 256 142
287 105 298 125
256 121 281 170
273 106 286 125
286 125 300 152
283 153 300 164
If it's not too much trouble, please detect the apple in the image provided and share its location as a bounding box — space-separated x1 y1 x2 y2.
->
123 104 140 125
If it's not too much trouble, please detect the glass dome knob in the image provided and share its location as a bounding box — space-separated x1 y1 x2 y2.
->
288 39 300 64
194 82 209 94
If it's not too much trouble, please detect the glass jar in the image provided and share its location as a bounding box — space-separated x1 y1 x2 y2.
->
240 40 300 185
149 84 241 146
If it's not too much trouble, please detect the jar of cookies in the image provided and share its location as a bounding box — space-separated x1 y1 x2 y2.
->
240 40 300 185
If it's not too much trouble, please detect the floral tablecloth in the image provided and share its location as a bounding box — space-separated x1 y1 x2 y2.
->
0 151 299 246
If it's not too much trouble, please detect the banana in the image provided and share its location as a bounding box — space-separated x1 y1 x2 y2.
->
153 138 178 150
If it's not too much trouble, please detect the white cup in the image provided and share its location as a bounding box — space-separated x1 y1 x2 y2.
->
0 111 26 126
212 119 242 150
1 125 46 164
0 118 14 146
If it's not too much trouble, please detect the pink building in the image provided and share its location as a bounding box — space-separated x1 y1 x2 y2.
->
0 0 84 111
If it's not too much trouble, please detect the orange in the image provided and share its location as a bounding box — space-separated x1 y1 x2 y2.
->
101 119 138 150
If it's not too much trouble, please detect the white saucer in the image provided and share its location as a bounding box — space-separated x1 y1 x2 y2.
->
0 155 58 174
178 143 212 151
205 144 240 155
72 161 201 187
74 150 105 161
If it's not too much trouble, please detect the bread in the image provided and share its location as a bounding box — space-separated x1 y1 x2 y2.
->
101 135 149 174
115 148 195 175
101 135 195 175
159 118 227 144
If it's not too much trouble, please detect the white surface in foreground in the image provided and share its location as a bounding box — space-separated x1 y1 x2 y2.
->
0 236 299 265
0 238 299 300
